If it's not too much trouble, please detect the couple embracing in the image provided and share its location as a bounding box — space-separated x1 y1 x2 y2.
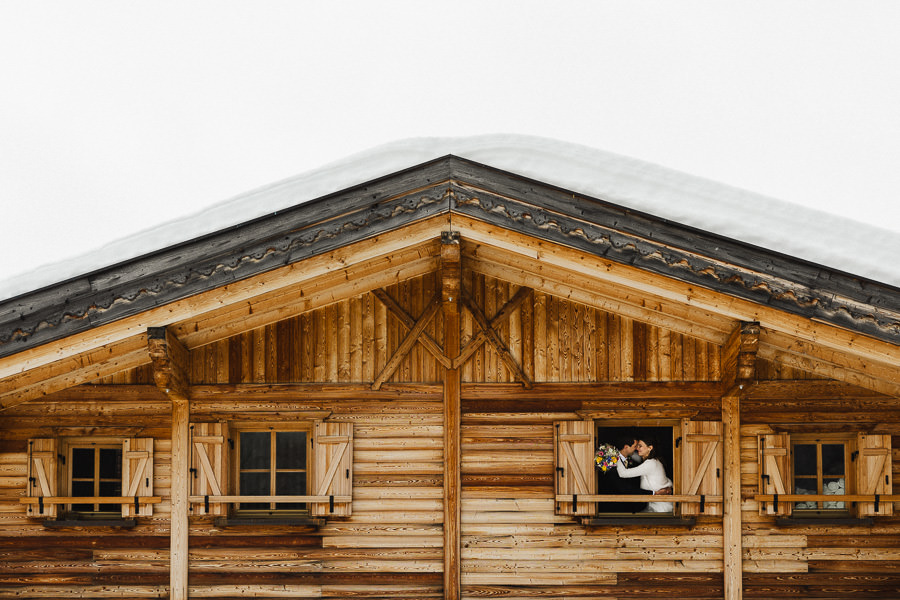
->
611 433 673 513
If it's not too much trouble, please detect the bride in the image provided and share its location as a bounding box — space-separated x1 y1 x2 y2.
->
616 436 674 512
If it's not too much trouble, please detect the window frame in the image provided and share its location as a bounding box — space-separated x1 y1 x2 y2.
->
64 438 124 515
593 420 678 516
230 422 313 516
790 433 852 515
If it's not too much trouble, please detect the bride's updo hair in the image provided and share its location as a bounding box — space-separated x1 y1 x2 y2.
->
639 436 659 460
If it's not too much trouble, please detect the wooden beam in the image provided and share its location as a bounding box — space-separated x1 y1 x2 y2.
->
148 327 190 401
722 389 742 600
454 215 900 367
372 288 450 368
147 327 192 599
461 381 723 400
175 241 441 349
170 397 189 600
463 231 733 344
0 216 449 383
0 336 149 411
371 294 441 390
758 329 900 397
457 287 533 388
441 231 461 600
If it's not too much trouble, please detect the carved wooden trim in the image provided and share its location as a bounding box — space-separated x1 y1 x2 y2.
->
147 327 190 401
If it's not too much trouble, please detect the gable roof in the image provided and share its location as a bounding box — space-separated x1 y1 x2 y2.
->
1 141 898 406
3 134 899 303
3 152 900 352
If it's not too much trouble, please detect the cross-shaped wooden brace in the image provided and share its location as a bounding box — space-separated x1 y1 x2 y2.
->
371 289 447 390
456 286 533 388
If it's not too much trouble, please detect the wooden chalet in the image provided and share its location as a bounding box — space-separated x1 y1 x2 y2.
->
0 153 898 599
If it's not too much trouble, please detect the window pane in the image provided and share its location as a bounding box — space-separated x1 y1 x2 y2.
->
240 432 270 469
794 477 818 509
276 432 306 469
99 480 121 497
822 444 845 476
239 471 270 510
276 472 306 496
72 448 94 478
240 471 270 495
793 444 816 477
823 477 846 509
71 480 94 497
275 472 306 510
99 448 122 479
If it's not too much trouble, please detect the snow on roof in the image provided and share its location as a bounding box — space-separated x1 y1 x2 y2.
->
2 134 899 301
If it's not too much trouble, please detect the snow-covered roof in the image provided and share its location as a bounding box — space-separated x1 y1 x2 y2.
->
2 134 899 301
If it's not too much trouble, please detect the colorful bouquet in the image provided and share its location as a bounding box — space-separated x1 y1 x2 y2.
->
594 443 620 473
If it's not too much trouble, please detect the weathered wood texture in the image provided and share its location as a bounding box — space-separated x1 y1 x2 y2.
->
739 394 900 600
0 394 446 599
99 273 726 387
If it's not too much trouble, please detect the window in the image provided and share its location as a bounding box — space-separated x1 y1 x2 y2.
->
235 427 309 512
69 443 123 513
792 435 849 512
758 432 892 518
553 418 722 518
26 437 154 519
189 420 354 518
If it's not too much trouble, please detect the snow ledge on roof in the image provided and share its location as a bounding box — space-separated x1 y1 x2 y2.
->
2 134 899 301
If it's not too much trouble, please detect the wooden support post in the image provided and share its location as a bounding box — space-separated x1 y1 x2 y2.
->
148 327 191 600
722 390 742 600
170 397 189 600
441 231 461 600
720 321 756 600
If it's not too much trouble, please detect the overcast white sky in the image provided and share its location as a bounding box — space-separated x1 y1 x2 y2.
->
1 2 899 293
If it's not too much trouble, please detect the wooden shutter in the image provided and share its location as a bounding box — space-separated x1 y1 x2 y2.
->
856 433 893 517
122 438 154 517
758 433 792 516
680 419 723 516
554 420 597 516
27 438 58 518
190 422 229 516
310 422 353 517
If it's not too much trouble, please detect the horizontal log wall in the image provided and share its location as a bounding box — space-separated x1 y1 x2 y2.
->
740 392 900 599
0 394 446 599
0 401 172 598
459 396 726 598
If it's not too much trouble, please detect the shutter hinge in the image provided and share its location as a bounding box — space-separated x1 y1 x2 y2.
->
346 468 350 479
700 494 706 513
556 466 565 479
875 494 881 513
572 494 577 513
773 493 778 513
228 438 234 450
851 450 859 462
675 437 682 448
329 495 335 513
205 495 210 514
38 496 44 514
134 496 140 514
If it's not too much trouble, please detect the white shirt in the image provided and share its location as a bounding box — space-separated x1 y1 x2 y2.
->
616 454 673 512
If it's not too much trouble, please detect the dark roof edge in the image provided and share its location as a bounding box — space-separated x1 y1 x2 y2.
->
1 155 898 359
